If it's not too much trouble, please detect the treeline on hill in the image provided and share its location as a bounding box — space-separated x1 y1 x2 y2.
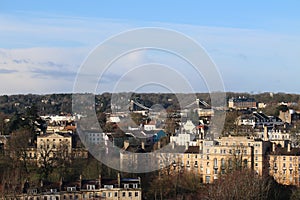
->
1 92 299 115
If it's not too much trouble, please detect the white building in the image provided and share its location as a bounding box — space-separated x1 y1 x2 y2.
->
84 132 109 145
182 120 196 134
170 133 197 146
144 121 157 131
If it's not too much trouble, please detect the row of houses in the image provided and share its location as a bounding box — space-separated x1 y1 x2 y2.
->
120 126 300 186
3 174 141 200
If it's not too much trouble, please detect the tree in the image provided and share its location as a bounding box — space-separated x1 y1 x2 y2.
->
201 169 273 200
222 111 241 135
37 140 57 180
55 140 73 179
147 171 203 200
8 129 33 175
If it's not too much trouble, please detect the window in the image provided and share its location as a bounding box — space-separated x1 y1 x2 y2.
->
114 192 118 197
135 192 139 197
122 192 126 197
102 192 106 197
87 185 95 190
243 159 248 167
67 187 76 192
214 169 218 174
205 176 210 184
124 184 129 188
108 192 112 197
133 183 138 188
228 158 232 169
206 168 210 174
221 158 225 168
283 156 286 161
195 161 198 167
129 192 132 197
214 158 218 168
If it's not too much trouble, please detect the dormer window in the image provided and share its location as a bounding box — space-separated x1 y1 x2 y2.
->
104 185 113 189
132 183 138 188
49 188 57 193
67 187 76 192
124 184 129 188
87 184 95 190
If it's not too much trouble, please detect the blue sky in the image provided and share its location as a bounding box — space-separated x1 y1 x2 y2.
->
0 1 299 94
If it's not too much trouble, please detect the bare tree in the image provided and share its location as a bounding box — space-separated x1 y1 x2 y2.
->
37 140 57 180
8 129 33 175
200 169 273 200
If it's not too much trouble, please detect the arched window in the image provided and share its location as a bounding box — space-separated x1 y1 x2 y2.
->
228 158 233 169
214 158 218 168
221 158 225 168
243 159 248 168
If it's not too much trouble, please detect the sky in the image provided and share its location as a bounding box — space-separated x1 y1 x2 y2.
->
0 1 300 94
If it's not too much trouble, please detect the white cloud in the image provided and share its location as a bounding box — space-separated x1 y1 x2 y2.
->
0 12 300 94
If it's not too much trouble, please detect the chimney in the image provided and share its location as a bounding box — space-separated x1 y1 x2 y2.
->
263 126 268 141
59 177 63 191
157 141 161 149
185 141 189 150
199 141 203 151
138 177 141 187
141 141 145 150
117 173 121 188
98 174 102 189
79 174 82 189
288 142 291 152
123 140 129 150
